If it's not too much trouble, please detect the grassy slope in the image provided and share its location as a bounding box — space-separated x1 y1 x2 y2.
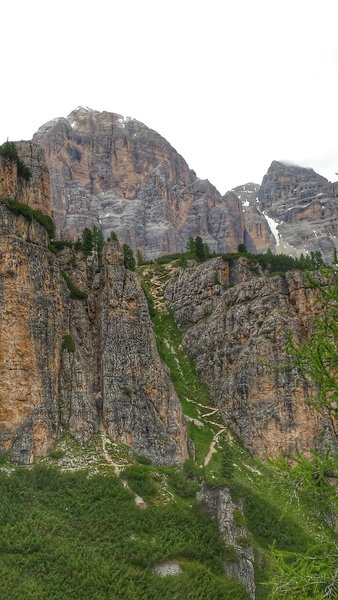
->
140 262 338 600
0 449 249 600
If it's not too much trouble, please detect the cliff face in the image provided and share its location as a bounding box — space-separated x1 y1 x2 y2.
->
33 107 246 258
165 257 328 457
257 161 338 260
231 183 274 253
0 141 51 215
0 203 187 465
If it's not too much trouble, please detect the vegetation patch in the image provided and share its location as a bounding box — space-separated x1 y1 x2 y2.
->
1 197 55 238
139 258 338 599
0 465 250 600
0 141 32 181
60 270 88 300
62 335 76 353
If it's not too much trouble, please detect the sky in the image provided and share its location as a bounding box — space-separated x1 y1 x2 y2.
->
2 0 338 194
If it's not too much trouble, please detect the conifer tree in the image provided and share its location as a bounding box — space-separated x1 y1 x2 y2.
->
122 243 136 271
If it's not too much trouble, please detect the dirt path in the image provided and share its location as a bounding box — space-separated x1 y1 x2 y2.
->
101 433 130 474
204 427 227 466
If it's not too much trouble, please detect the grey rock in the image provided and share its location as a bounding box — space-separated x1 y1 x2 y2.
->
166 257 331 457
197 486 255 598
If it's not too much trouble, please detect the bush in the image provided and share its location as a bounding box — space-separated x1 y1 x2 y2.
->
0 141 32 181
1 197 55 238
62 335 76 353
141 280 156 318
122 243 136 271
122 465 157 500
167 470 200 498
60 271 88 300
241 487 311 552
48 448 65 460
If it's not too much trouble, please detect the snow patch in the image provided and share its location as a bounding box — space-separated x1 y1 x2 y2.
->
243 200 249 207
263 212 280 245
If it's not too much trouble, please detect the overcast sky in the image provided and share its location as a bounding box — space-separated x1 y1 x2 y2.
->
2 0 338 193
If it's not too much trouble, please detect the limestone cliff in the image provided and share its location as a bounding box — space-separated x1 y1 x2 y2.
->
0 141 51 216
33 107 246 258
257 161 338 261
231 183 275 253
0 203 187 465
165 257 331 457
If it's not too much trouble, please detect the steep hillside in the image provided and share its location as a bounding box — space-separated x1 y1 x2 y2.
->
165 257 330 456
0 201 187 465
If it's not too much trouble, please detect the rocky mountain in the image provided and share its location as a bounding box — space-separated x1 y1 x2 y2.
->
231 182 274 252
32 106 271 259
235 161 338 261
1 119 337 600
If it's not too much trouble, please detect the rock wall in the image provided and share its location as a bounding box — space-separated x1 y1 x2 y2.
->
33 107 246 258
165 257 328 457
0 203 187 464
0 141 52 216
231 183 274 253
257 161 338 261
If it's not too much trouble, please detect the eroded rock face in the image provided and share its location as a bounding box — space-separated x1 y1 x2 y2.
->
231 183 274 253
0 203 187 464
33 107 246 258
0 141 51 216
197 486 255 599
257 161 338 261
165 257 328 457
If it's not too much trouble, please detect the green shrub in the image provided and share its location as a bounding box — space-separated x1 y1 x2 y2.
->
48 448 65 460
53 240 73 250
122 465 157 500
1 197 55 238
60 270 88 300
0 452 9 465
141 280 156 317
0 141 32 181
241 487 311 552
62 335 76 353
167 469 200 498
122 243 136 271
183 459 201 480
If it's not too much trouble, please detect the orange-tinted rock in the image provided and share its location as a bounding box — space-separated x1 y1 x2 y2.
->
0 141 51 216
33 107 246 258
0 200 187 465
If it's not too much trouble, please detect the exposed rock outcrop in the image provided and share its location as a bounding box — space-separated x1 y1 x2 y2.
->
257 161 338 260
231 183 274 253
0 203 188 465
197 486 255 599
33 107 247 258
0 141 51 215
165 257 328 457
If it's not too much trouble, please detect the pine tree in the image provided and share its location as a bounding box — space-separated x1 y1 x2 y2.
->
195 236 205 262
81 228 93 256
92 225 104 255
186 237 196 255
122 244 136 271
136 249 144 266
